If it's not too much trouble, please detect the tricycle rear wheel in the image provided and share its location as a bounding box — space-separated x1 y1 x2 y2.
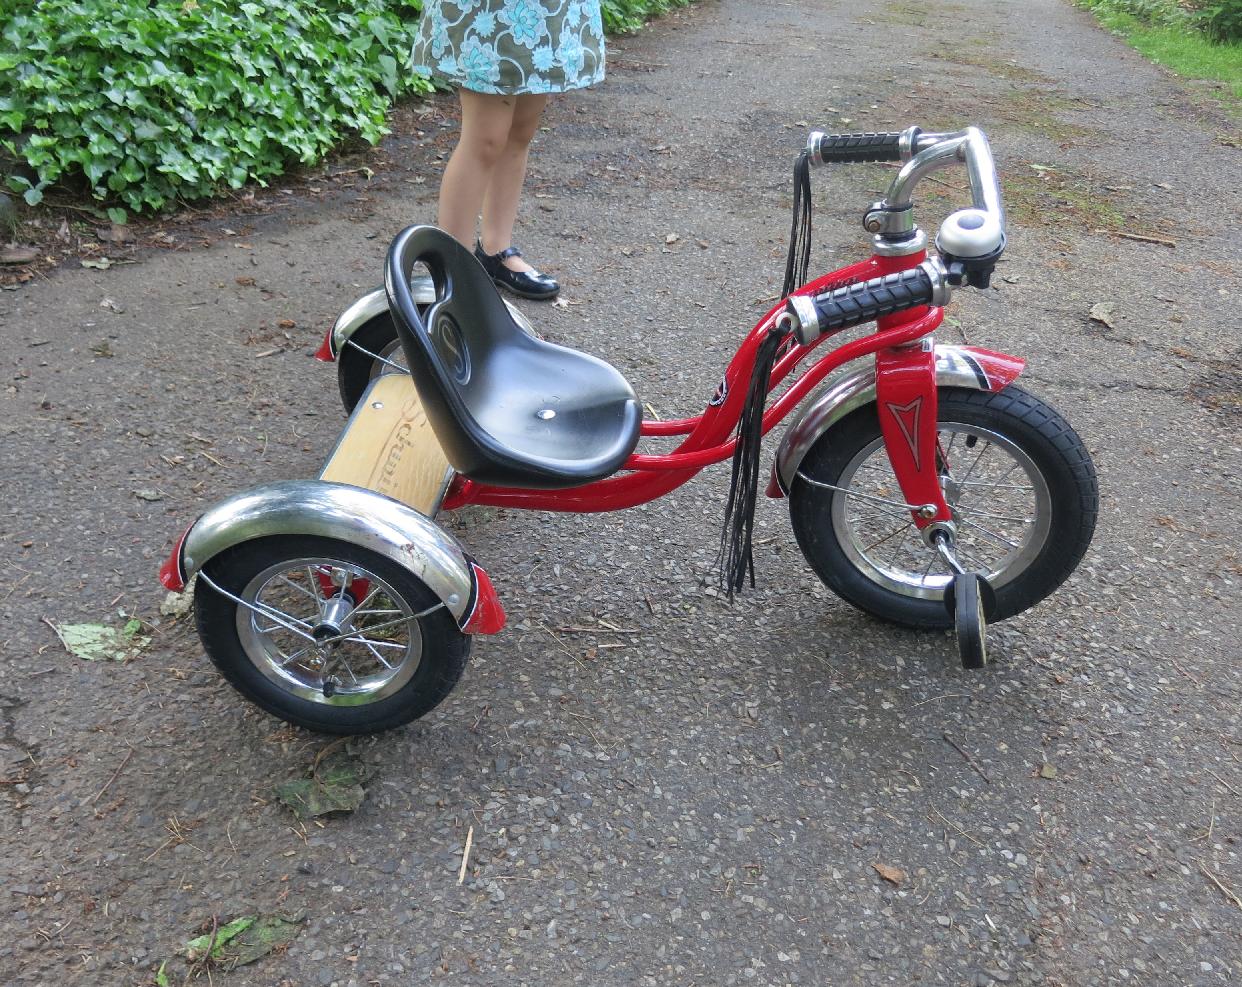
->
337 312 405 415
195 535 471 734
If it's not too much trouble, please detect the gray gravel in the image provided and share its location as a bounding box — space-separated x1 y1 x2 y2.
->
1 1 1240 984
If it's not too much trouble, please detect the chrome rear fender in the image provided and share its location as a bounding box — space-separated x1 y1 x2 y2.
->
321 280 536 361
160 480 504 634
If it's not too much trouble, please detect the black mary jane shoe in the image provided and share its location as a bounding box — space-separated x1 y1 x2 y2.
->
474 243 560 301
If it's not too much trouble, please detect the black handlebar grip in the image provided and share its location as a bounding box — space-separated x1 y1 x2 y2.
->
810 267 935 333
814 131 905 164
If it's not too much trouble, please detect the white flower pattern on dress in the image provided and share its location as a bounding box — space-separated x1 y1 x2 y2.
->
411 1 605 95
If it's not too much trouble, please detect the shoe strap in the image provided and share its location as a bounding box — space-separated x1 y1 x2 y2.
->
494 246 523 261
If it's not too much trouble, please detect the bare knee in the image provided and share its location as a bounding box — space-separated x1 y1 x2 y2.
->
457 128 508 169
506 114 542 150
507 95 548 150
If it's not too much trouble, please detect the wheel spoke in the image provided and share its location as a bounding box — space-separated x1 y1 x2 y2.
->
361 640 396 670
888 523 914 566
306 567 325 605
335 657 360 685
250 600 315 634
861 521 916 554
274 573 319 603
957 505 1033 524
343 634 406 649
953 440 993 488
278 645 314 669
346 585 383 620
956 515 1020 549
956 479 1034 491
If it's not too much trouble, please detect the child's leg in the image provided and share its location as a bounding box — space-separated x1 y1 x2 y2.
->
438 90 518 248
479 93 550 274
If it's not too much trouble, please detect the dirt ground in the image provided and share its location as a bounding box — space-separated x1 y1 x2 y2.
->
1 0 1240 984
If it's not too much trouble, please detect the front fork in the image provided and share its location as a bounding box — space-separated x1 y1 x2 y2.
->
875 337 992 667
874 338 950 528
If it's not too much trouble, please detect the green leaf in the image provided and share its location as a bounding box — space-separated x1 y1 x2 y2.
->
183 913 304 967
106 206 128 224
184 916 256 962
51 620 149 662
275 747 370 819
23 186 43 206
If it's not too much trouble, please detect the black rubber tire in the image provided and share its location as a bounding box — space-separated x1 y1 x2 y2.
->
789 385 1098 629
336 311 401 415
195 535 471 735
953 573 988 669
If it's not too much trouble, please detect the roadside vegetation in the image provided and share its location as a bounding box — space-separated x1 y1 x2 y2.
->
0 0 701 222
1075 0 1242 106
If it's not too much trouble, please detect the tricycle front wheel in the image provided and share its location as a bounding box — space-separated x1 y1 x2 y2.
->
195 535 470 734
788 385 1097 629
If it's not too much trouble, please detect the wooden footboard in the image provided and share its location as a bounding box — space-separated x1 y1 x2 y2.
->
319 374 452 517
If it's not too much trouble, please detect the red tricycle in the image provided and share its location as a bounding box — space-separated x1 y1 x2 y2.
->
160 125 1098 735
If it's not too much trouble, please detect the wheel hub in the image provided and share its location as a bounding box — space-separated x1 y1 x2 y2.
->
235 555 424 706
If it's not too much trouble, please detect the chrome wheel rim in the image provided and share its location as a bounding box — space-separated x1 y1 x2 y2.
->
830 423 1051 600
368 339 407 382
236 557 422 705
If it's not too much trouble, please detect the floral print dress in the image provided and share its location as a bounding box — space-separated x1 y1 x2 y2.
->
411 1 605 95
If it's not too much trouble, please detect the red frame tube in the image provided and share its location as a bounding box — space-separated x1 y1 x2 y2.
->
441 252 943 514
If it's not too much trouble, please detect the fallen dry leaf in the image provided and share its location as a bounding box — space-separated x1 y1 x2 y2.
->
1089 302 1116 329
873 862 906 885
0 245 39 265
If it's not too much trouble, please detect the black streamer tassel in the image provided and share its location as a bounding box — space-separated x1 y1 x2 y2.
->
718 324 786 598
717 149 810 597
782 150 813 299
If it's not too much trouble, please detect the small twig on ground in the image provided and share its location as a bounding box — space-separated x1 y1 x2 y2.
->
41 617 70 653
1207 769 1241 798
536 623 585 667
91 747 133 804
325 167 375 180
457 826 474 885
924 175 968 192
311 737 350 777
1192 796 1217 843
1169 657 1201 685
1095 229 1177 248
555 625 640 635
942 732 993 785
931 806 984 847
1199 862 1242 910
909 694 971 709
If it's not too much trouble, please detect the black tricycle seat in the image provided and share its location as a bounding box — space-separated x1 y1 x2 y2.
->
385 226 642 489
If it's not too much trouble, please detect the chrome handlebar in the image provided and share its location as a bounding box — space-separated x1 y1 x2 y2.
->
894 127 1006 264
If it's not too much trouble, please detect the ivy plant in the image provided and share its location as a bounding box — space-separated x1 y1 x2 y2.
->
0 0 430 216
0 0 703 217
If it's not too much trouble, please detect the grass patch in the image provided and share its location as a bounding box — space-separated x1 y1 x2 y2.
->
1002 164 1133 232
878 0 967 28
996 90 1093 142
1077 4 1242 110
927 48 1050 86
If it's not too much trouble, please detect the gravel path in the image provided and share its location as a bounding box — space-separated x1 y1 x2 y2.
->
1 1 1239 984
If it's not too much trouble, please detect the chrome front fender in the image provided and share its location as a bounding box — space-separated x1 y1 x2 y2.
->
771 344 1024 495
162 480 498 631
325 280 536 359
